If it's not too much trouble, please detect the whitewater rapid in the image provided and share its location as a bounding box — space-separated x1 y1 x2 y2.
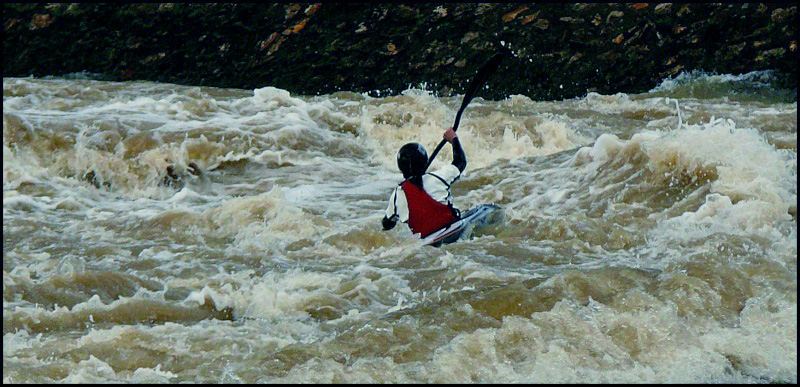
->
3 71 796 383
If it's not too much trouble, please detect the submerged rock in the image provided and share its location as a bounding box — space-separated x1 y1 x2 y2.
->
160 162 202 190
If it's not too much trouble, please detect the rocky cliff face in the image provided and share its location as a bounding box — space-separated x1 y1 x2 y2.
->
4 3 796 100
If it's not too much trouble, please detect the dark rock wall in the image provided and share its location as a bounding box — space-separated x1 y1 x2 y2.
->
4 3 797 100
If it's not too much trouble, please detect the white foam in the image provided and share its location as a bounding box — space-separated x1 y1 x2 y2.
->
2 194 57 212
701 295 798 382
253 86 306 108
130 364 177 383
650 70 779 94
183 265 417 325
59 355 117 383
587 133 624 164
573 115 794 239
202 186 326 251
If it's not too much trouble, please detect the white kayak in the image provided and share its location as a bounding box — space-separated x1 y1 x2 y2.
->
420 204 504 246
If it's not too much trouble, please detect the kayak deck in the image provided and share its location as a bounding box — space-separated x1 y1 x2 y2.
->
421 204 504 246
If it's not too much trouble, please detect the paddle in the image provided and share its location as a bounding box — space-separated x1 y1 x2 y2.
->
425 52 507 171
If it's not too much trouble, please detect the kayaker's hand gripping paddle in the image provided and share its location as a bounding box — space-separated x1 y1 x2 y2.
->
425 52 507 171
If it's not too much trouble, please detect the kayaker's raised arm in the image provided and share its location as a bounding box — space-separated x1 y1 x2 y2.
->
443 127 466 173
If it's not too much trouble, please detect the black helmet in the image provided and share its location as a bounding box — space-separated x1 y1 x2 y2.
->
397 142 428 178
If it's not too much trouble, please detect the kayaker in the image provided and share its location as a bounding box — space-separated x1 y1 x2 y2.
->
382 126 466 238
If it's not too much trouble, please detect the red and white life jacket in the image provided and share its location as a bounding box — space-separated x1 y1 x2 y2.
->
400 180 457 238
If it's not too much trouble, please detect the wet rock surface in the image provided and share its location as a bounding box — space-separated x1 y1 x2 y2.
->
4 3 796 100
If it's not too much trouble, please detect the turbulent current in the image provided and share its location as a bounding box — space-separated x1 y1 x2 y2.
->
3 71 797 383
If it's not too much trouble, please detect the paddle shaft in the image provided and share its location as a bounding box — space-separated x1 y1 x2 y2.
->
425 52 506 170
